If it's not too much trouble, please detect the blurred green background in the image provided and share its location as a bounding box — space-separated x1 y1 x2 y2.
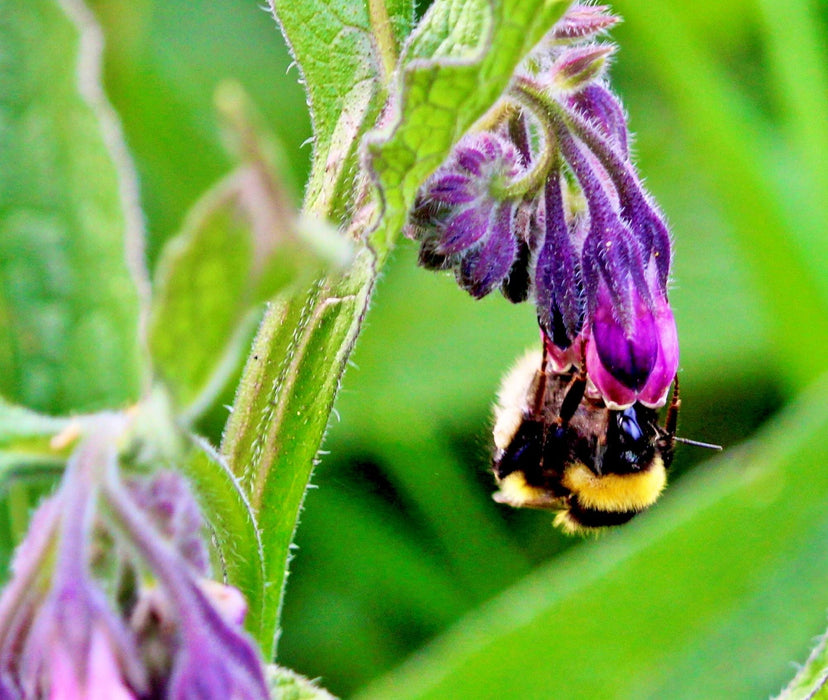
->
9 0 828 697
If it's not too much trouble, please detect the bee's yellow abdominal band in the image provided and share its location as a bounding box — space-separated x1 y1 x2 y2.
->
562 457 667 512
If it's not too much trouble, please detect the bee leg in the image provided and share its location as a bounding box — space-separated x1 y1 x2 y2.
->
664 375 680 438
527 342 551 419
558 368 587 427
661 375 681 468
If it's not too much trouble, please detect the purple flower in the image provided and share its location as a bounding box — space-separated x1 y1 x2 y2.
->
106 471 269 700
406 3 681 408
556 126 678 408
585 282 678 408
405 132 525 298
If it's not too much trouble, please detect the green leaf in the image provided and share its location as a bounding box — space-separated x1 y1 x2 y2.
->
354 373 828 699
0 0 148 413
269 0 415 217
367 0 571 250
147 171 263 416
180 437 267 645
148 84 352 419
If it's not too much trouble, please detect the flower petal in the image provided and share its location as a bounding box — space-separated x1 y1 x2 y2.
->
457 202 517 298
588 287 658 403
438 204 491 254
638 297 679 407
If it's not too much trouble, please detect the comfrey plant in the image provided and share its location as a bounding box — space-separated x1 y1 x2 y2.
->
3 0 682 695
406 4 678 411
6 0 825 697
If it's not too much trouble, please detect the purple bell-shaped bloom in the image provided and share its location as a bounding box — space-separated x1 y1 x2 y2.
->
554 121 678 409
585 282 678 409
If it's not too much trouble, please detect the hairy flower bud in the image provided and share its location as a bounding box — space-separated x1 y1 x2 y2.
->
405 132 525 299
568 83 629 157
550 45 615 93
534 171 584 349
551 4 619 41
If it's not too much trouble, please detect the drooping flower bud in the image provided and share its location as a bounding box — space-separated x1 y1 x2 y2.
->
405 132 525 298
551 4 619 42
534 170 584 351
567 83 629 157
550 44 615 94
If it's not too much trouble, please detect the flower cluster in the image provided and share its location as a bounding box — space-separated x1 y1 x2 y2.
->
405 4 679 409
0 417 269 700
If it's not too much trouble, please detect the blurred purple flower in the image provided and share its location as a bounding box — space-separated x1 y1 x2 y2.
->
0 422 268 700
107 471 269 700
36 623 137 700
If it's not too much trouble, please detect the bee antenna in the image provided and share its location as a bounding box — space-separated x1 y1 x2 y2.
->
674 436 722 451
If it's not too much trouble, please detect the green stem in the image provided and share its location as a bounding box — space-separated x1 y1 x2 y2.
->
470 98 517 133
486 96 558 200
368 0 398 85
220 247 378 660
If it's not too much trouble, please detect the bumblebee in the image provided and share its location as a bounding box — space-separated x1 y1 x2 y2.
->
492 350 679 534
